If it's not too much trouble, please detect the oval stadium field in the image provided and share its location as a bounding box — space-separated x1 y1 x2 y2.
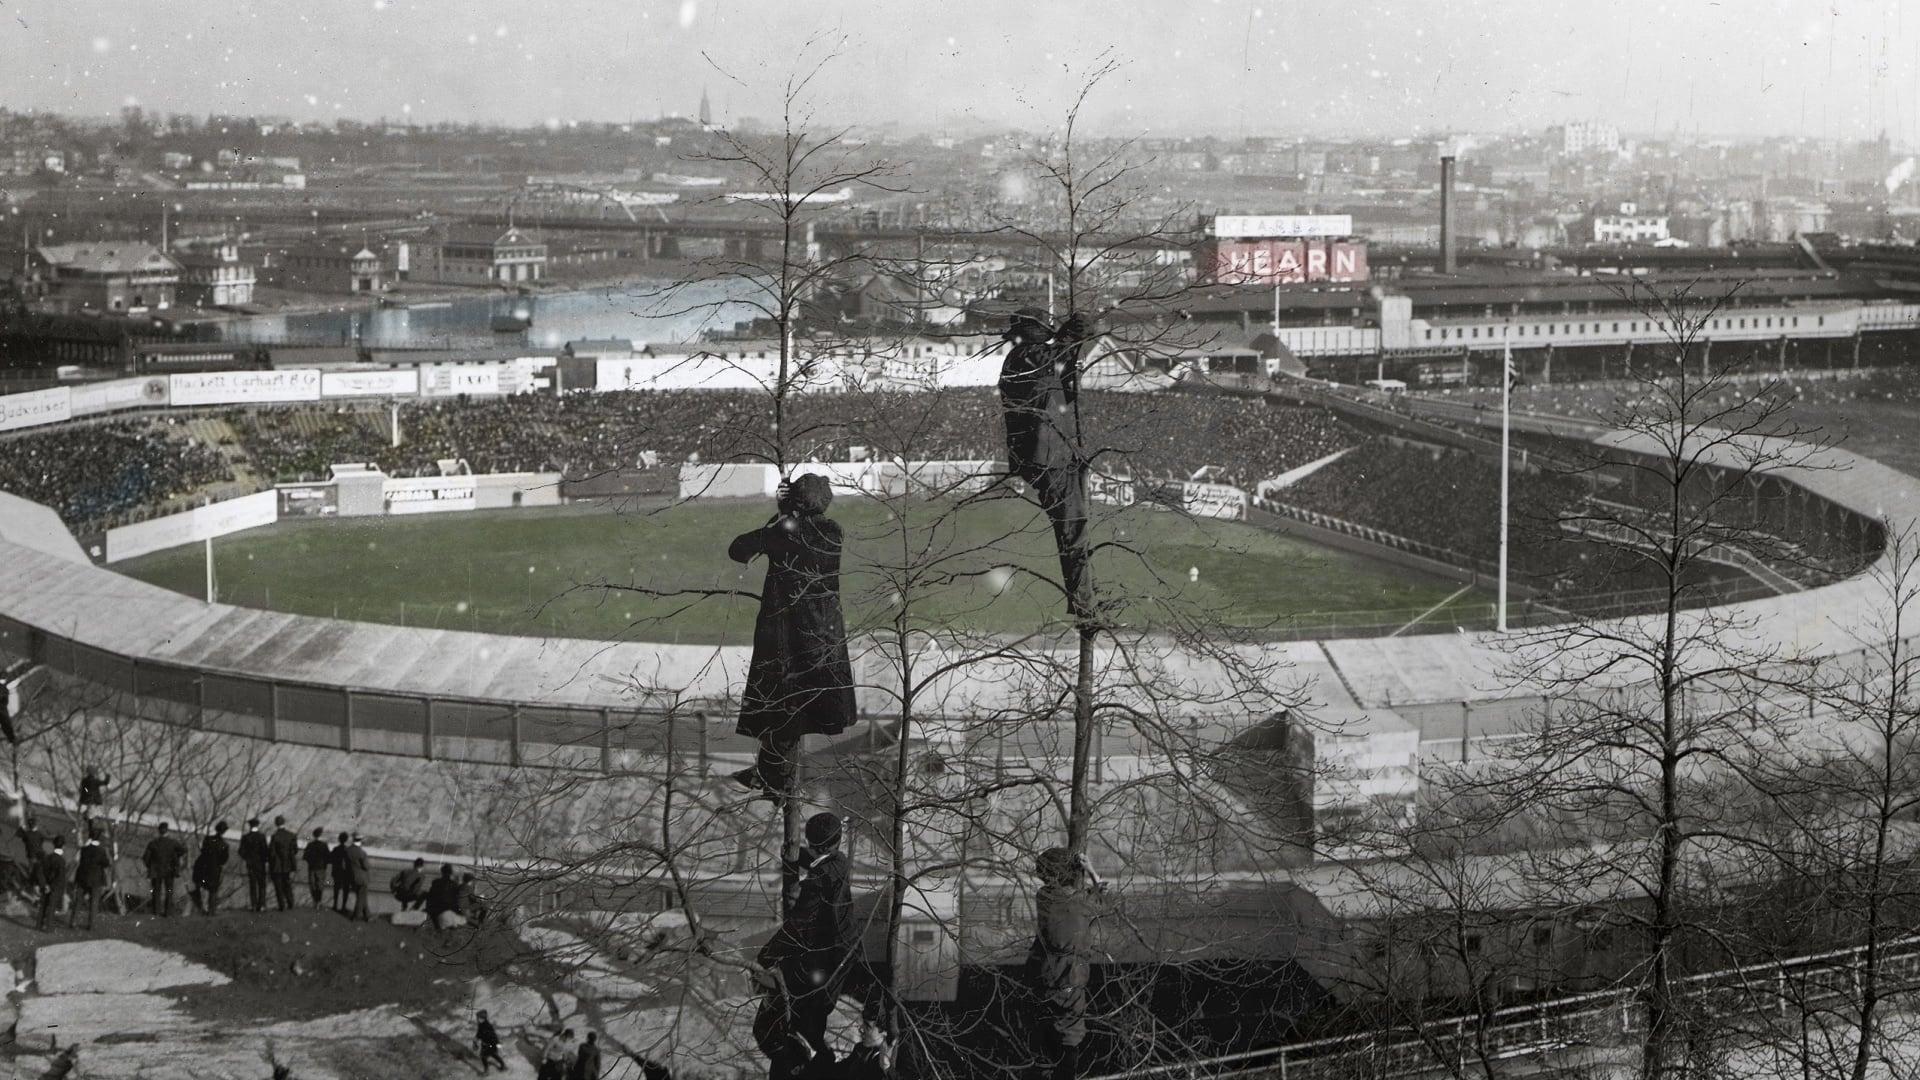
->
112 496 1487 645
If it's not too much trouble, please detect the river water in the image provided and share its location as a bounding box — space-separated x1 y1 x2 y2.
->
210 277 763 351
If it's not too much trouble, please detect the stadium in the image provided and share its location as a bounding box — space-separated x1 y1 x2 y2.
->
3 324 1920 1073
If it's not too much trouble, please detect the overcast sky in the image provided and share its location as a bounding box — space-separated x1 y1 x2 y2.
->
4 0 1918 141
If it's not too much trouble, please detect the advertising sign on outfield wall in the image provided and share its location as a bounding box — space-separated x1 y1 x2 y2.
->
170 369 322 406
1090 470 1138 508
1181 481 1249 521
420 363 504 398
277 484 339 518
321 369 420 398
382 475 478 514
0 387 72 432
104 490 280 563
71 377 170 417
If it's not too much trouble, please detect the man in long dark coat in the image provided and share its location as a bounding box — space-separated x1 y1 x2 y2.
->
238 817 269 912
72 832 112 930
268 815 299 912
302 828 330 908
757 812 855 1068
142 822 185 917
192 821 229 915
33 837 66 931
1000 308 1097 616
727 473 856 800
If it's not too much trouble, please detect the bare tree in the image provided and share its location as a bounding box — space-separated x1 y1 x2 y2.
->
1729 522 1920 1080
1484 279 1840 1079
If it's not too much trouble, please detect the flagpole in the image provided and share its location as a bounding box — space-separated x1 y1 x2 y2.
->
1498 337 1511 633
205 536 215 605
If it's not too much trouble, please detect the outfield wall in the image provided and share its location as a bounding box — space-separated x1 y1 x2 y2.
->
93 472 564 563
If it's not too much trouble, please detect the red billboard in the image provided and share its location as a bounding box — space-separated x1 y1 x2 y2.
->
1197 237 1368 285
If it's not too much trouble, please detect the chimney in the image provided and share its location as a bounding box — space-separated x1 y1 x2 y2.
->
1439 155 1456 275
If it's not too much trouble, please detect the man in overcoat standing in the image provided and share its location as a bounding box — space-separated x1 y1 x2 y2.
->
727 473 856 801
267 816 299 911
143 822 185 917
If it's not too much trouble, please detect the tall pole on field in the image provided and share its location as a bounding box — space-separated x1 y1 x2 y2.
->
1498 339 1511 632
204 536 215 604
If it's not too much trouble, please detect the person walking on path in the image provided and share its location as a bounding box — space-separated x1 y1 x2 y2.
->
569 1031 602 1080
475 1010 508 1073
72 832 111 930
538 1028 578 1080
142 822 185 917
238 818 269 912
267 816 299 911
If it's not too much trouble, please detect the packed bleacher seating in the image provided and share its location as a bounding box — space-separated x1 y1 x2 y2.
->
223 407 392 483
212 389 1363 491
0 384 1871 604
1431 366 1920 423
1275 437 1591 582
0 418 232 531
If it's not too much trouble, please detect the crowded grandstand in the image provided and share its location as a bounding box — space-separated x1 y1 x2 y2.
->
0 373 1881 631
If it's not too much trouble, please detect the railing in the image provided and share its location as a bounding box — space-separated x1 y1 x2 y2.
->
0 611 752 774
1091 934 1920 1079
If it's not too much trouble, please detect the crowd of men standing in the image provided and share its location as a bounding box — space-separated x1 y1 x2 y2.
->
15 799 481 930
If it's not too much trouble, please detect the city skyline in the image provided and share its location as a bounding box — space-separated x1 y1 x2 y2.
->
4 0 1919 142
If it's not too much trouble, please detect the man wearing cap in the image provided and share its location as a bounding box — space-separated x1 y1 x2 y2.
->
475 1008 508 1072
33 836 66 931
1027 847 1101 1079
757 811 855 1067
999 307 1098 615
302 828 331 908
238 817 270 913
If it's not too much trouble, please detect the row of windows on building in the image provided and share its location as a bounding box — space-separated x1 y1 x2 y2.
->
1424 313 1825 343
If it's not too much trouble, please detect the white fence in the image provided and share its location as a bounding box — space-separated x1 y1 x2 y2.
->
103 490 280 563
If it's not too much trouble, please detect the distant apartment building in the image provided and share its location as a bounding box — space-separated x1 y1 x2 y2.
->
27 243 180 312
418 226 547 285
1574 202 1670 244
174 240 257 307
273 242 390 294
1559 121 1620 157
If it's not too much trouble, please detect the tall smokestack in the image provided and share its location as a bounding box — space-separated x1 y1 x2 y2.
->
1439 155 1456 275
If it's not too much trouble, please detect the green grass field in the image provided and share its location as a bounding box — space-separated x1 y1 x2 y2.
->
116 497 1487 644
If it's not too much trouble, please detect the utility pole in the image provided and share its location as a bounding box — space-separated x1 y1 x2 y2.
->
1498 339 1512 633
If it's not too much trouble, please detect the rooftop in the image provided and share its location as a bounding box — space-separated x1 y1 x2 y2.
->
33 243 179 276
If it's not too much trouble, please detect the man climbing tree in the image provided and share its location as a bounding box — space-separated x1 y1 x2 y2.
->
727 473 857 806
1026 847 1100 1080
754 811 856 1075
999 308 1098 617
